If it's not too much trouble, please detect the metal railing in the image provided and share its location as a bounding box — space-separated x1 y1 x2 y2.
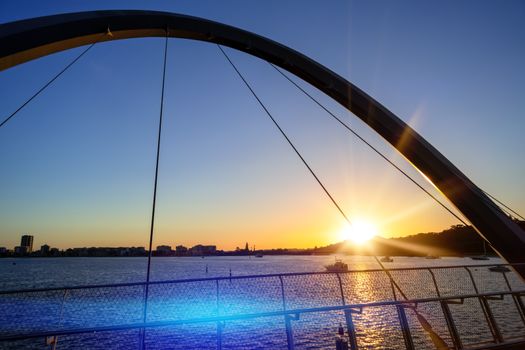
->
1 263 524 349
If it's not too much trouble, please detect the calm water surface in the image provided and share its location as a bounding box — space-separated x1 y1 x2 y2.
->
0 255 507 290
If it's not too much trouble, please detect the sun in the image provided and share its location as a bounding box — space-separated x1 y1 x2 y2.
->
342 219 378 244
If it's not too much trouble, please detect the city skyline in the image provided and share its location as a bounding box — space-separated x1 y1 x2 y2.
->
0 1 524 250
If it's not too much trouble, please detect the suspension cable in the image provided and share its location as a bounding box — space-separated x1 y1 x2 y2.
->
482 190 524 221
217 45 448 348
269 63 470 226
142 30 169 329
270 64 525 227
217 45 350 224
0 31 108 130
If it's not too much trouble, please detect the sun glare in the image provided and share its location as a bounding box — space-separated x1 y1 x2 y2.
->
343 219 378 244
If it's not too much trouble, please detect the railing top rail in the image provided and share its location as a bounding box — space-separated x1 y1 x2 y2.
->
0 262 522 295
1 288 524 342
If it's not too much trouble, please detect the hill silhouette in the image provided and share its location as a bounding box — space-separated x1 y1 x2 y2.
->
307 221 525 257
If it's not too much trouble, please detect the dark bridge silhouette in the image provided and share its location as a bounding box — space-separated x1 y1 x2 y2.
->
0 10 524 276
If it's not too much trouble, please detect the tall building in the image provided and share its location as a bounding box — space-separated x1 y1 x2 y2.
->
20 235 34 253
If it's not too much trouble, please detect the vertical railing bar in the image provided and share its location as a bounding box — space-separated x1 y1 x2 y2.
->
216 279 220 316
440 300 463 349
338 273 358 349
427 268 441 297
216 279 222 350
284 315 295 350
217 321 223 350
514 293 525 327
502 272 513 292
344 309 359 350
139 284 147 349
502 270 525 326
336 273 345 305
49 289 69 350
279 276 295 350
464 266 501 344
396 305 415 350
431 268 467 347
390 278 398 301
464 266 480 294
480 296 503 343
279 276 287 311
429 268 463 348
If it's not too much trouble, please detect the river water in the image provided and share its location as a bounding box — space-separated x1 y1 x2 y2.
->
0 255 509 290
0 256 524 349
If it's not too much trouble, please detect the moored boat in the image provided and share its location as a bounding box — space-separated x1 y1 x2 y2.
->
325 259 348 272
489 265 510 273
425 254 440 259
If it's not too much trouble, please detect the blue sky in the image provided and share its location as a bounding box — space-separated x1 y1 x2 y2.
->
0 1 524 250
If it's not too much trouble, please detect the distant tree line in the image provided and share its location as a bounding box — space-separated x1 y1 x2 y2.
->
307 221 525 256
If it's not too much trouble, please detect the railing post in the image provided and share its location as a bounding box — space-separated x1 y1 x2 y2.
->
464 267 502 343
396 305 415 350
279 276 295 350
428 268 463 348
479 296 503 343
344 308 361 350
217 321 224 350
139 283 148 350
336 273 346 306
514 292 525 326
338 272 359 349
279 275 287 310
502 268 525 326
48 289 69 350
389 278 398 301
216 279 221 349
284 314 296 350
440 300 463 349
427 269 441 297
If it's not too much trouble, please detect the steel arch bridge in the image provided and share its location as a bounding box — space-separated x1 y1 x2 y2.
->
0 10 524 274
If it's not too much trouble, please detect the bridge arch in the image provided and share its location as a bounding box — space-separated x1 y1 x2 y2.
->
1 10 524 271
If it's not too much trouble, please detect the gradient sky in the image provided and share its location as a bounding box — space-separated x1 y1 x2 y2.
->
0 1 524 250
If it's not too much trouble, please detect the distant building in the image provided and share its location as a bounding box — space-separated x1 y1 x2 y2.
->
156 245 172 256
21 235 34 253
175 245 188 255
49 248 60 256
40 244 50 255
14 246 28 255
190 245 216 256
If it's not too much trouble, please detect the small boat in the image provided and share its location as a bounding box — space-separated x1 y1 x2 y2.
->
471 241 490 260
380 256 393 262
255 253 263 258
325 259 348 272
470 255 490 260
489 265 510 273
425 254 440 259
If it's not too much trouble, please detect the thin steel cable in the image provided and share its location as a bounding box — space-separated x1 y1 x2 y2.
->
217 44 350 224
0 32 107 130
218 45 448 348
142 31 169 328
269 63 469 226
218 44 405 296
482 190 525 221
